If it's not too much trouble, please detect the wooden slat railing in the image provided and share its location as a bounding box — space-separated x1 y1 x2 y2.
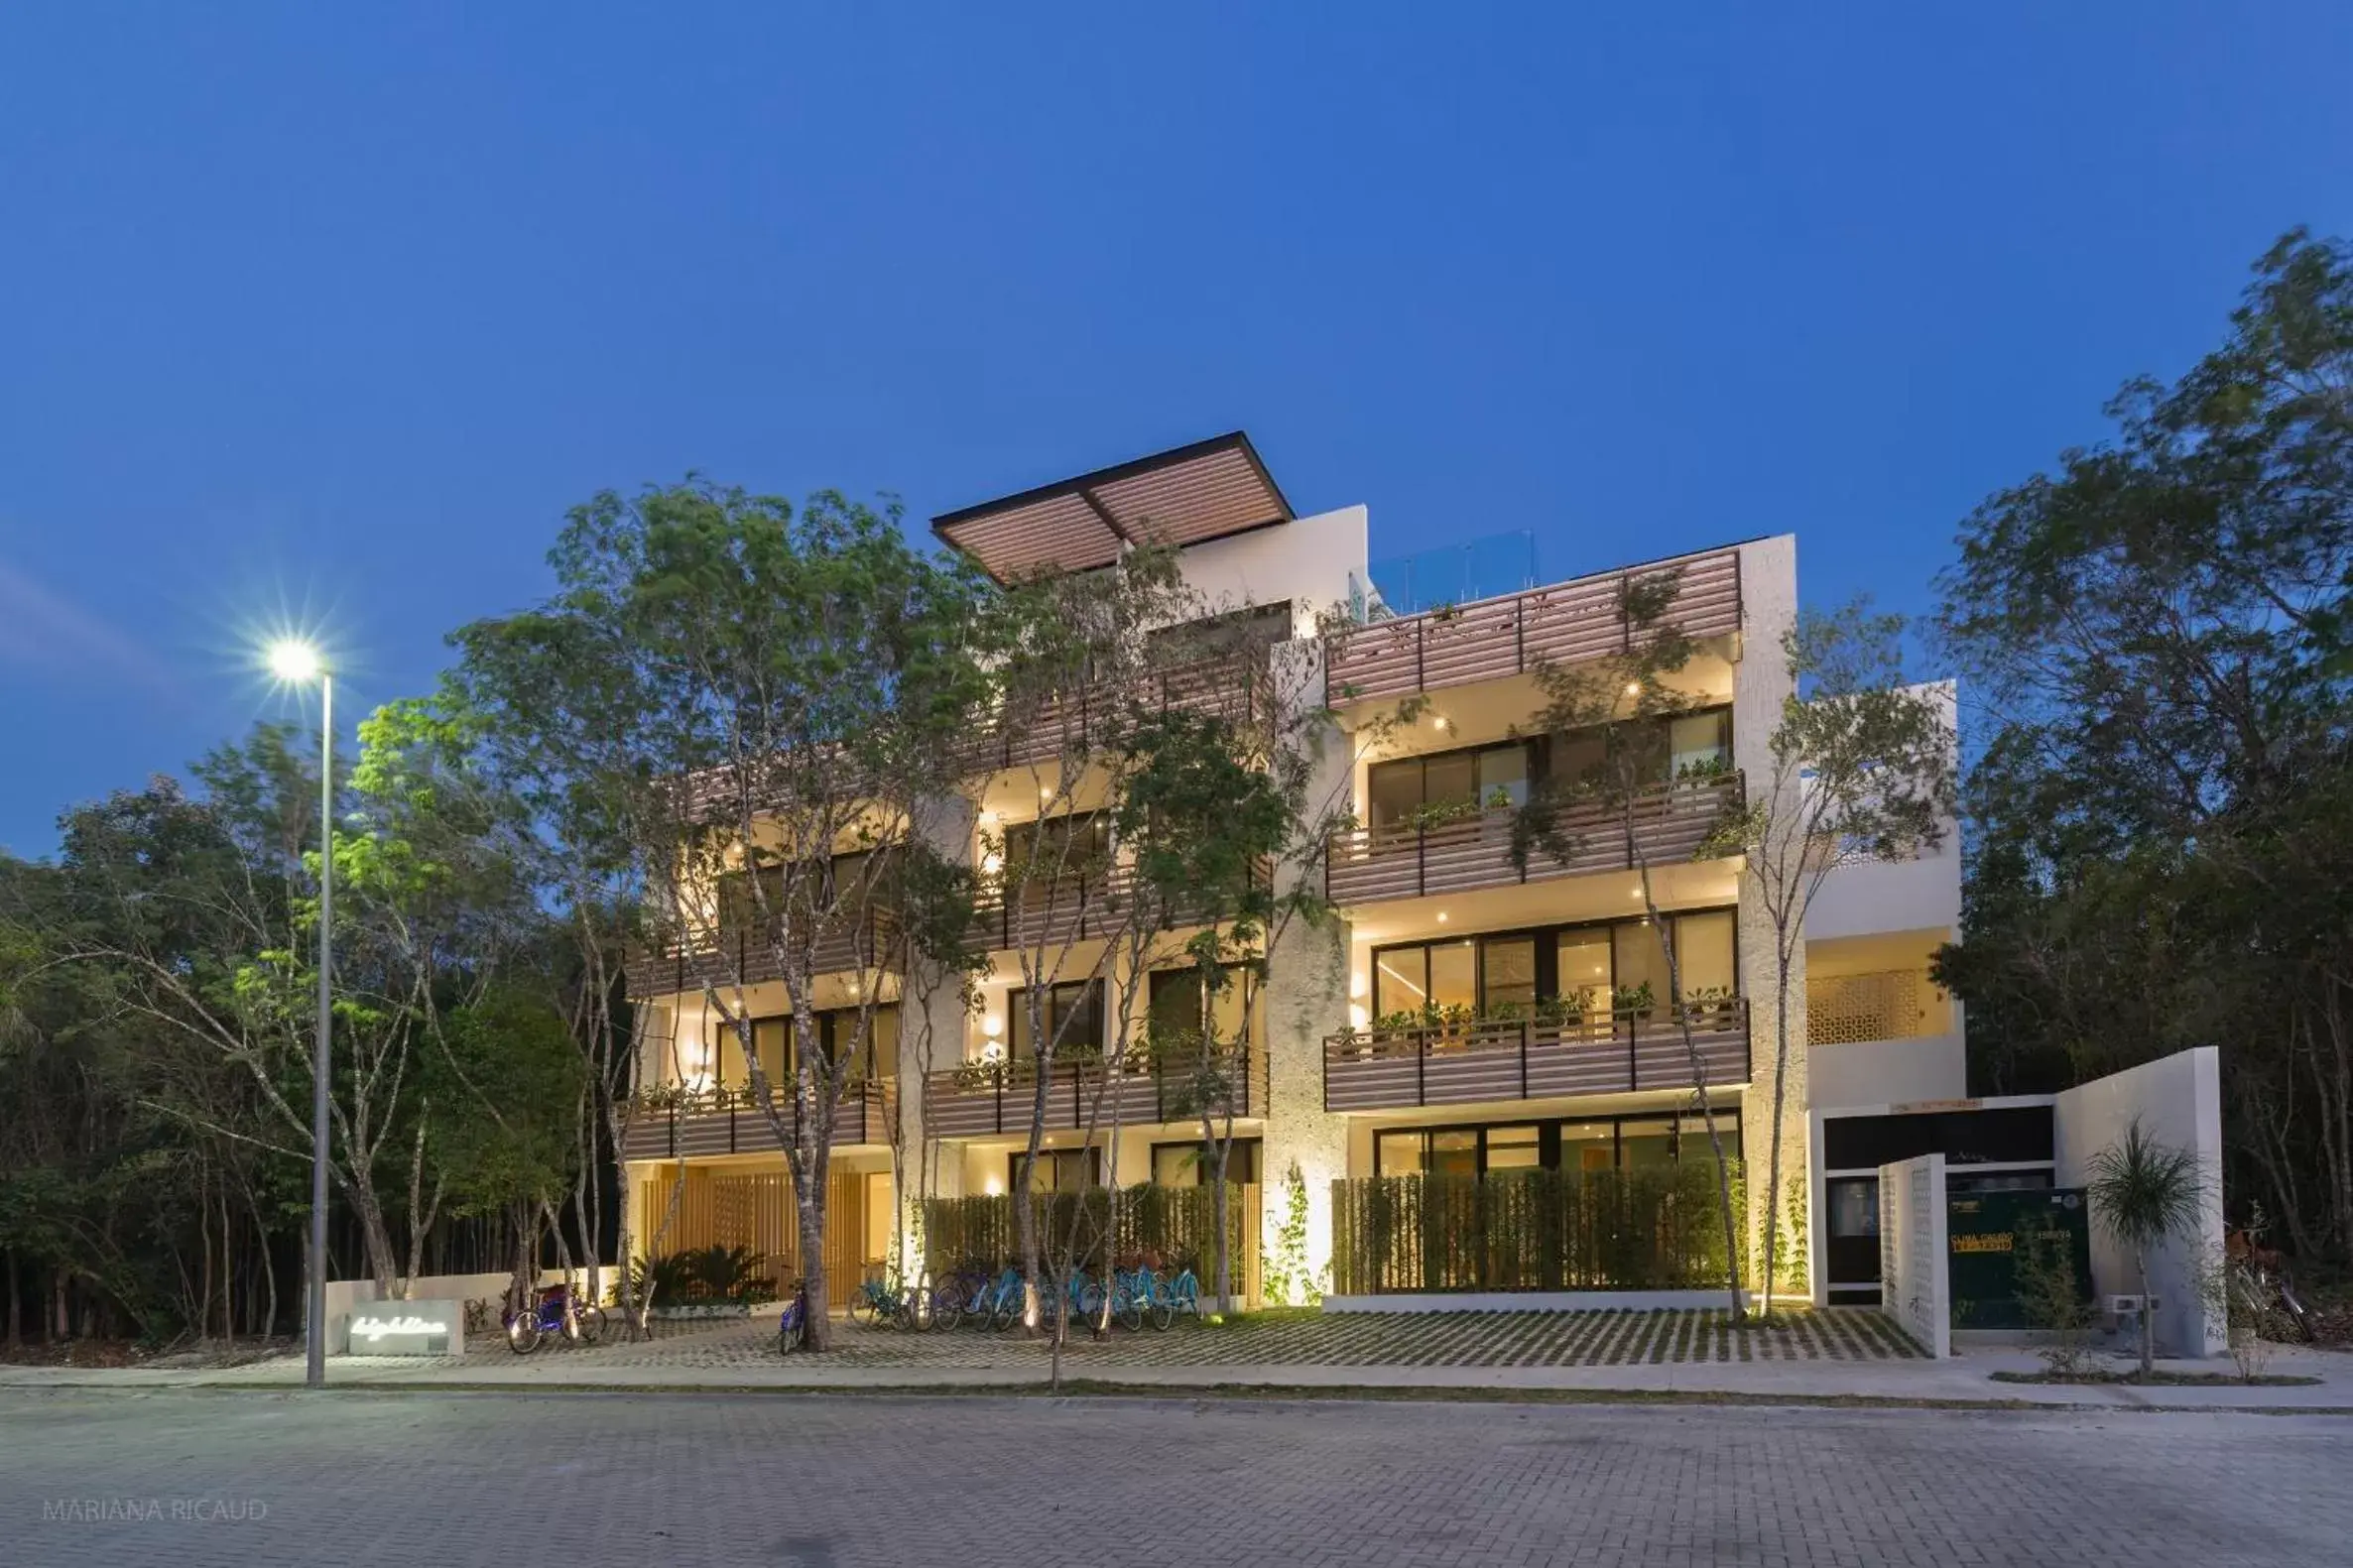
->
1325 548 1743 706
924 1048 1267 1140
624 909 896 1000
1325 772 1741 906
1321 1002 1749 1113
957 650 1271 775
619 1078 896 1160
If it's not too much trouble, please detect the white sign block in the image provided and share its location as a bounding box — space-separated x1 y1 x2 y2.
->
336 1298 464 1356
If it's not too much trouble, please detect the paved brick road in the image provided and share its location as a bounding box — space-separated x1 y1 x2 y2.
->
4 1389 2343 1567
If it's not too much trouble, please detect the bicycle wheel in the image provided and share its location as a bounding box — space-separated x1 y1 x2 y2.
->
930 1282 964 1332
506 1314 544 1356
777 1303 807 1355
989 1284 1022 1331
1148 1289 1175 1332
848 1289 879 1329
1114 1284 1143 1332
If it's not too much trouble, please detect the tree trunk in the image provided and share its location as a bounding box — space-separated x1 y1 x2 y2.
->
793 1157 829 1352
53 1266 68 1341
1760 939 1794 1321
6 1251 20 1350
1212 1147 1234 1309
2138 1246 2156 1378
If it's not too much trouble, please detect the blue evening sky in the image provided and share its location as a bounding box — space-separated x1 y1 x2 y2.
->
3 5 2349 855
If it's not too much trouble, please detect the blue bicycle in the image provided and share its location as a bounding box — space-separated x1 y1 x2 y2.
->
503 1282 605 1355
777 1279 811 1353
1110 1256 1172 1332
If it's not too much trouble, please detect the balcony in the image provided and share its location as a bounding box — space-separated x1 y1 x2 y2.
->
924 1048 1270 1140
1321 1002 1750 1113
624 910 894 1001
1325 547 1743 706
619 1078 897 1160
965 859 1268 954
959 651 1270 775
1325 773 1741 906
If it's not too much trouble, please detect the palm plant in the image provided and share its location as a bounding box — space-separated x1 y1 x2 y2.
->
2083 1119 2205 1376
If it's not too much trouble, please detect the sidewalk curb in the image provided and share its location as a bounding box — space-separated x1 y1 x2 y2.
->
9 1375 2351 1417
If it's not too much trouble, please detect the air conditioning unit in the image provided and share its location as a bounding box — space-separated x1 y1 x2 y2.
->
2106 1294 2159 1315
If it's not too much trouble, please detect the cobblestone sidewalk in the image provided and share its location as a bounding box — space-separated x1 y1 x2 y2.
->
463 1306 1921 1375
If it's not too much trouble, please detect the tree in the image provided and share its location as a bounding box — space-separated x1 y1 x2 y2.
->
1510 568 1746 1315
1934 228 2353 1261
470 480 989 1350
2084 1119 2206 1376
958 545 1197 1329
1700 602 1956 1316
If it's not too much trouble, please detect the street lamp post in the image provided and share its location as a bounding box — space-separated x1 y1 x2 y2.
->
271 641 333 1389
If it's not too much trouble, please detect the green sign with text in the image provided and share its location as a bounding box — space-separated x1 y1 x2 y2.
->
1944 1188 2092 1330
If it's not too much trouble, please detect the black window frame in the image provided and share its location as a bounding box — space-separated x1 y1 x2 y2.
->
1365 738 1542 832
1368 905 1741 1023
1371 1108 1745 1177
1007 979 1106 1058
726 1004 900 1085
1010 1146 1102 1193
1149 1137 1262 1187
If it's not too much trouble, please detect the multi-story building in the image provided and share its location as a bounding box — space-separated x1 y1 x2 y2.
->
621 433 1967 1309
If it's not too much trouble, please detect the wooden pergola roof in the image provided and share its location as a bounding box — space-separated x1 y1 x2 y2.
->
931 431 1293 583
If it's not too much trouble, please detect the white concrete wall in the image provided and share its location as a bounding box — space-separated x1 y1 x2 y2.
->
2053 1046 2226 1357
1810 1033 1967 1111
1806 682 1962 943
1879 1152 1950 1357
1175 504 1367 637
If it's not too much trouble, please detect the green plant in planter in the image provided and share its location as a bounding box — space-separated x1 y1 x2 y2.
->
628 1244 777 1308
1612 981 1656 1018
951 1056 1008 1092
1533 993 1586 1028
1403 796 1481 832
1674 754 1732 785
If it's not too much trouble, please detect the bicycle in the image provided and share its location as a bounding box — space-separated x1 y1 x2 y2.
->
1109 1253 1168 1332
503 1282 606 1355
1165 1264 1202 1322
983 1266 1027 1331
849 1272 929 1330
2227 1222 2314 1344
777 1278 812 1354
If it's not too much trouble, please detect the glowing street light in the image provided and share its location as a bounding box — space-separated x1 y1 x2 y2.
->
270 641 335 1390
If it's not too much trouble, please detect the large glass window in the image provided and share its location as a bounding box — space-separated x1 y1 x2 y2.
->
1560 1120 1616 1172
1670 710 1733 780
1011 1147 1100 1193
1555 929 1613 1018
1673 910 1737 999
1483 938 1538 1014
1148 966 1257 1050
1151 1139 1260 1188
1366 741 1534 831
1428 1130 1479 1178
737 1005 900 1087
1613 923 1665 1010
1485 1125 1542 1171
1376 1131 1426 1176
1003 813 1110 881
1374 907 1739 1026
1008 981 1103 1057
1372 1114 1736 1175
1372 940 1475 1020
